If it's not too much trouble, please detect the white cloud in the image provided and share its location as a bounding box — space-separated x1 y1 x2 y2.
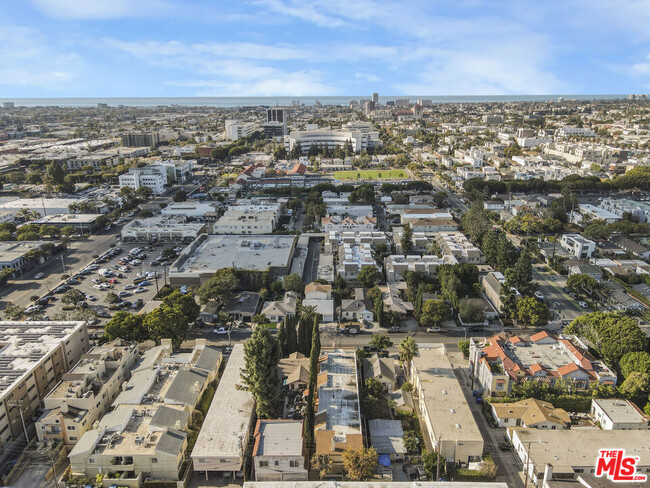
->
354 72 380 83
0 25 79 89
29 0 171 19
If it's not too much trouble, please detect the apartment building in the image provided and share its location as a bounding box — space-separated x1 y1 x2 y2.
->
320 215 376 232
67 152 120 171
591 398 650 430
118 167 168 195
0 321 89 446
284 128 380 154
122 132 160 147
560 233 596 259
225 120 259 141
37 340 139 445
385 254 458 282
469 332 617 398
121 216 205 243
192 343 255 474
434 232 483 264
252 420 307 481
325 231 388 253
313 349 363 476
410 344 484 465
213 207 279 234
69 340 221 484
336 243 380 281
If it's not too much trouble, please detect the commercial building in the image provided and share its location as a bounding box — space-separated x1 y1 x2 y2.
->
509 428 650 486
170 234 296 285
119 167 168 195
192 343 255 474
284 128 380 154
560 233 596 259
32 213 103 234
122 131 160 147
263 108 287 138
0 197 93 216
225 120 259 141
0 321 89 446
490 398 570 429
121 216 205 243
314 349 363 476
590 398 650 430
36 340 140 445
435 232 483 264
410 344 484 465
469 333 617 398
154 159 194 183
252 420 307 481
0 240 50 275
385 255 458 282
69 341 221 485
161 201 219 219
213 206 280 234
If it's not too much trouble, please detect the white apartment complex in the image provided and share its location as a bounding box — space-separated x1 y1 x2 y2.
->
560 233 596 259
284 128 380 154
435 232 483 264
385 254 458 282
118 167 168 195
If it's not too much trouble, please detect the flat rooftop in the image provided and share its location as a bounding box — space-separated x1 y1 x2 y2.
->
318 349 361 442
412 345 483 443
0 321 86 398
122 216 205 232
0 240 48 262
593 398 649 424
253 420 303 457
191 343 254 461
512 428 650 474
244 482 509 488
33 213 102 225
173 234 296 274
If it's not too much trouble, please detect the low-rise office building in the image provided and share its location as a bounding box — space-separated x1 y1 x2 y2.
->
121 216 205 243
32 213 103 234
0 240 51 275
36 340 139 445
591 398 650 430
252 420 307 481
161 202 219 219
192 343 255 475
69 340 221 485
119 167 168 195
0 321 89 446
170 234 297 285
0 197 95 216
213 207 280 234
245 482 508 488
410 344 484 466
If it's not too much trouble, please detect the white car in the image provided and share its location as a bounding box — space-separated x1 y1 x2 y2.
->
93 284 110 290
34 272 45 279
426 327 441 333
85 295 97 301
123 284 137 290
213 327 229 335
578 301 589 308
134 287 146 293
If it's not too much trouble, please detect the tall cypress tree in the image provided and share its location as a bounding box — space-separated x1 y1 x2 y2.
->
374 297 385 328
277 322 287 357
286 314 298 355
304 315 321 443
297 317 309 356
242 327 282 419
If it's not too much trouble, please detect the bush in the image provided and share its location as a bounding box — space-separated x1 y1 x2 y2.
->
458 340 470 358
479 457 498 478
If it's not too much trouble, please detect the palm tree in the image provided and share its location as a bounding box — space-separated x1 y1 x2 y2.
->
399 336 419 365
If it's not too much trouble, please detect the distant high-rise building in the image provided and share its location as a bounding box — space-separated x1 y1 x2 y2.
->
265 108 287 137
363 100 375 115
395 98 410 107
372 92 379 103
97 103 108 108
122 131 160 148
417 99 432 106
2 102 14 108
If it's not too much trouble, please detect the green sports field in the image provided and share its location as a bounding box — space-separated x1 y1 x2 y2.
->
334 169 408 180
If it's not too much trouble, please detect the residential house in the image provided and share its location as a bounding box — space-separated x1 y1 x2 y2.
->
261 292 298 323
221 292 262 322
490 398 570 429
363 355 397 392
253 420 307 481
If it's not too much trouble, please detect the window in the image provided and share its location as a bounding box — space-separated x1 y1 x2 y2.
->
274 460 279 467
69 436 77 441
290 460 299 468
259 461 269 467
151 458 158 463
89 458 95 464
220 459 227 463
67 426 75 431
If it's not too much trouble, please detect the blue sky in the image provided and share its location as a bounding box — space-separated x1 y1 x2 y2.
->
2 0 650 97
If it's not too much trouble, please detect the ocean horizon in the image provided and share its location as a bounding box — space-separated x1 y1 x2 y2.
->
0 94 630 108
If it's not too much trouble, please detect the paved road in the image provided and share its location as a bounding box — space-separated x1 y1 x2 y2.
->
532 267 584 322
302 237 321 283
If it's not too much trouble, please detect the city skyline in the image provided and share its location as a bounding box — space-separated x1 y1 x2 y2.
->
4 0 650 98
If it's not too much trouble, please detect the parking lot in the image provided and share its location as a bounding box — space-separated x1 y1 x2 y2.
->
22 242 183 335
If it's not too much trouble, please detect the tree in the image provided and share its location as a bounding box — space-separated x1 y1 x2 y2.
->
516 297 551 328
104 311 148 342
105 292 120 304
399 336 419 364
348 184 375 205
173 190 187 202
458 339 470 357
505 250 533 296
479 457 498 478
61 289 86 305
144 304 189 349
401 222 414 254
565 312 647 367
433 191 448 208
370 333 393 351
285 314 298 355
297 315 312 356
242 326 282 418
61 225 76 237
3 301 23 320
401 381 413 393
252 313 270 325
277 322 287 356
135 186 152 200
374 296 385 328
283 273 303 294
311 454 332 480
45 161 66 186
422 449 442 480
458 298 485 324
619 372 650 407
342 447 378 480
366 285 382 304
163 290 200 323
499 285 518 319
566 274 598 296
196 268 240 304
304 316 321 442
419 300 451 327
358 266 382 288
620 352 650 379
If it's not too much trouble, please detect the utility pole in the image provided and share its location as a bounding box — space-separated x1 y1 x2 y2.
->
9 402 29 442
436 435 442 481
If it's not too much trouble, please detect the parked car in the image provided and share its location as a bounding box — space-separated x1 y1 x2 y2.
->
578 301 589 308
213 327 229 335
85 295 97 301
534 291 545 301
387 326 401 333
118 291 132 298
34 272 45 279
427 327 441 333
123 284 137 290
96 310 111 318
134 287 146 293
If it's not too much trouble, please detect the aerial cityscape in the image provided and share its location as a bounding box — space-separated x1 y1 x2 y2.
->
2 2 650 488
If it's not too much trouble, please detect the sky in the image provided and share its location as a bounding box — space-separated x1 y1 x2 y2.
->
2 0 650 97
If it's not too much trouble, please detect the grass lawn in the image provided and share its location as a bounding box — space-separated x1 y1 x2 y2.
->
334 169 408 180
